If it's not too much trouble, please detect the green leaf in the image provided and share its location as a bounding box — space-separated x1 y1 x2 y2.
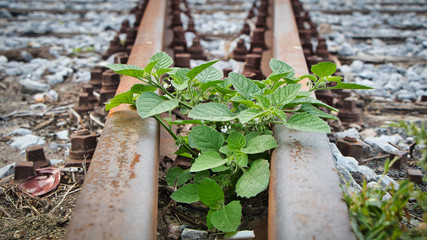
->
190 151 228 172
237 108 262 124
211 165 230 172
188 103 236 121
201 80 223 91
254 95 271 109
211 201 242 232
298 103 338 120
326 82 374 90
144 60 158 76
219 145 233 155
269 58 295 76
154 68 172 77
236 159 270 198
170 68 190 90
187 60 220 80
267 72 288 82
229 72 261 100
197 66 223 83
273 109 287 122
136 92 179 118
271 84 302 106
198 178 224 208
188 125 224 152
284 112 331 133
234 152 248 168
284 97 338 112
171 183 200 204
106 64 144 78
130 84 157 94
227 132 246 151
242 135 278 154
105 90 133 111
166 167 192 186
311 62 336 78
149 52 173 70
193 171 210 184
298 74 317 81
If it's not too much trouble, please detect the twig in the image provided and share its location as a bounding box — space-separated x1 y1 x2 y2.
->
0 206 12 218
89 113 104 127
68 188 81 195
34 117 55 130
363 155 389 162
49 182 77 214
69 108 82 127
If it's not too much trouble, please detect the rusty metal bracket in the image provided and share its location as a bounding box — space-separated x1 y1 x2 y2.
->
65 0 165 239
268 0 355 239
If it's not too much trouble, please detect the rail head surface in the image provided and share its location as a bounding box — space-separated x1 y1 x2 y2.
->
65 0 166 239
269 0 355 239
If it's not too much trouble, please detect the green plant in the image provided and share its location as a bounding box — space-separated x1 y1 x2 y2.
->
345 122 427 239
105 52 372 233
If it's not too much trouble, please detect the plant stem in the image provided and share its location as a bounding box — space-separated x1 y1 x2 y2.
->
153 114 198 158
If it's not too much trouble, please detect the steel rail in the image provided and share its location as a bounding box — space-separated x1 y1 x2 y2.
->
268 0 355 239
65 0 165 239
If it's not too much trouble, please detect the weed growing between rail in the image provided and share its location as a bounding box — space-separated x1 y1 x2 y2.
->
105 52 371 233
344 122 426 239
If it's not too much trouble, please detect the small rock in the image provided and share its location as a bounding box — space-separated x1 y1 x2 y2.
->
72 70 91 83
330 143 359 172
0 163 15 179
20 51 33 62
357 165 377 181
55 130 69 140
6 128 32 136
364 135 403 153
360 128 376 138
5 67 22 76
335 128 360 139
181 228 208 240
336 164 362 195
19 78 50 93
46 89 59 102
350 60 364 72
50 159 65 166
375 175 399 191
10 134 46 150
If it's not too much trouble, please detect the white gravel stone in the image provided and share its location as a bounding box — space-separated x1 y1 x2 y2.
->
6 128 32 136
357 165 377 181
10 134 46 150
364 135 403 153
19 78 50 93
55 130 69 140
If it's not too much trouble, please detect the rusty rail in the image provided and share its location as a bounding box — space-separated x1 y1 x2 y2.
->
65 0 355 239
268 0 355 239
65 0 165 239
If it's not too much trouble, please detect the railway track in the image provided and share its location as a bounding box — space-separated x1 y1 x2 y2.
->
64 0 354 239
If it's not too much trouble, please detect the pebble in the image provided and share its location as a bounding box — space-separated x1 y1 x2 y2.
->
10 134 46 151
181 228 208 240
19 78 50 93
6 128 32 136
335 128 360 139
55 130 69 140
0 163 15 179
357 165 377 181
364 135 403 153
